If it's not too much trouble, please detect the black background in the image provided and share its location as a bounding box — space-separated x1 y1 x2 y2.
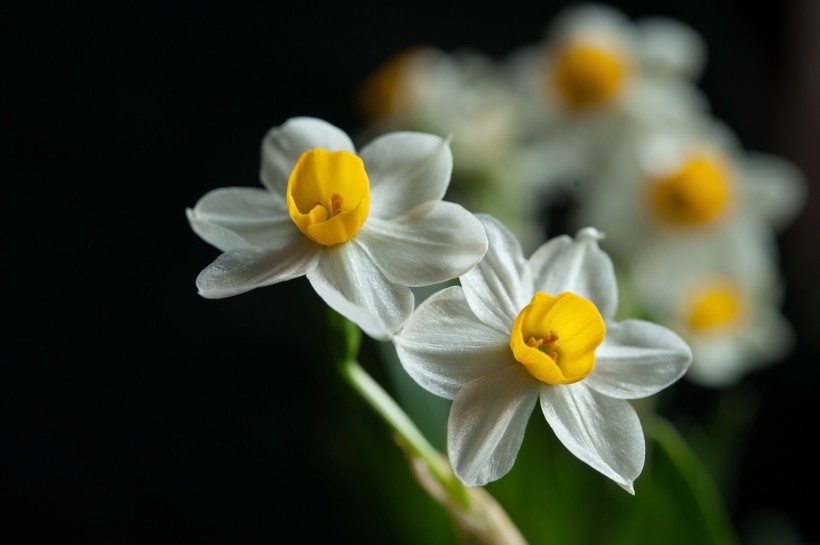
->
4 0 819 543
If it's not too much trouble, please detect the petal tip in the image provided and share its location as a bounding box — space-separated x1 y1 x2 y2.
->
576 226 605 242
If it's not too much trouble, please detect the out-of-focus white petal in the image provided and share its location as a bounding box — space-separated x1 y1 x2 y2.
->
528 227 618 319
196 237 321 299
507 127 604 196
186 187 294 251
358 202 487 287
360 131 452 218
685 339 746 388
259 117 356 195
687 304 794 388
739 304 795 362
549 2 633 44
587 320 692 399
393 286 512 399
625 77 711 129
448 365 539 487
631 221 781 321
308 240 414 341
636 16 706 79
460 214 533 333
741 152 807 231
540 383 644 493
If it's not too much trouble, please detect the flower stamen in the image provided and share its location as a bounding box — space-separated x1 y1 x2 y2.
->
527 330 560 362
331 193 344 216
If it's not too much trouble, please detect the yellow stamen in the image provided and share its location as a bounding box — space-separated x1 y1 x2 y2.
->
687 282 745 332
331 193 344 216
550 42 630 113
527 329 561 361
510 292 606 385
286 149 370 246
646 154 734 228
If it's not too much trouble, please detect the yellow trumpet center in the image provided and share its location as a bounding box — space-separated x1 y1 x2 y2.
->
550 42 629 113
646 155 734 228
510 292 606 385
687 282 745 333
286 149 371 246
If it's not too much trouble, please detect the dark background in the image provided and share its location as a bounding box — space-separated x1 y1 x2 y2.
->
4 0 819 543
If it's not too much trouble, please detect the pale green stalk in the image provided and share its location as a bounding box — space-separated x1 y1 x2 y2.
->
326 308 528 545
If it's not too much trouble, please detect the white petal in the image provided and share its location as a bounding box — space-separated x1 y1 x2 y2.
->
308 240 414 341
741 152 807 231
448 365 539 487
685 338 747 388
508 130 597 194
460 214 533 333
196 237 321 299
259 117 356 195
687 304 793 388
358 202 487 287
186 187 294 251
636 16 706 79
586 320 692 399
393 286 512 399
540 383 644 493
360 132 452 219
625 77 710 129
549 2 633 43
528 227 618 319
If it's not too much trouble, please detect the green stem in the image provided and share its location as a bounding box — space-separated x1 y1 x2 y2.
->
325 306 471 508
337 353 471 509
326 308 529 544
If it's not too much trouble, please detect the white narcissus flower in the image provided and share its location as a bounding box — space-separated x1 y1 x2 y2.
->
187 117 489 341
513 2 707 126
629 224 794 388
503 3 709 192
570 116 806 265
392 214 692 492
356 46 526 175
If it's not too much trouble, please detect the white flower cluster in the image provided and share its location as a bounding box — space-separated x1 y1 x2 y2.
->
186 2 801 496
355 2 806 388
187 113 693 492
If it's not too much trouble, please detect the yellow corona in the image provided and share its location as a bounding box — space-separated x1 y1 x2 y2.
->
287 149 371 246
510 292 606 384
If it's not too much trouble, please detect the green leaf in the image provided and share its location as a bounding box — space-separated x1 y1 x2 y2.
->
610 416 741 545
482 411 741 544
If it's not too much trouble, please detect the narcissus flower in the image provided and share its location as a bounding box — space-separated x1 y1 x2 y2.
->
571 116 806 264
513 2 706 121
392 215 692 492
187 117 488 340
502 3 709 196
356 46 526 175
629 224 794 387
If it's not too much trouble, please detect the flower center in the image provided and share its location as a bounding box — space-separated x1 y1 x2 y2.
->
646 154 734 229
510 292 606 385
286 149 371 246
686 281 745 333
550 42 630 113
